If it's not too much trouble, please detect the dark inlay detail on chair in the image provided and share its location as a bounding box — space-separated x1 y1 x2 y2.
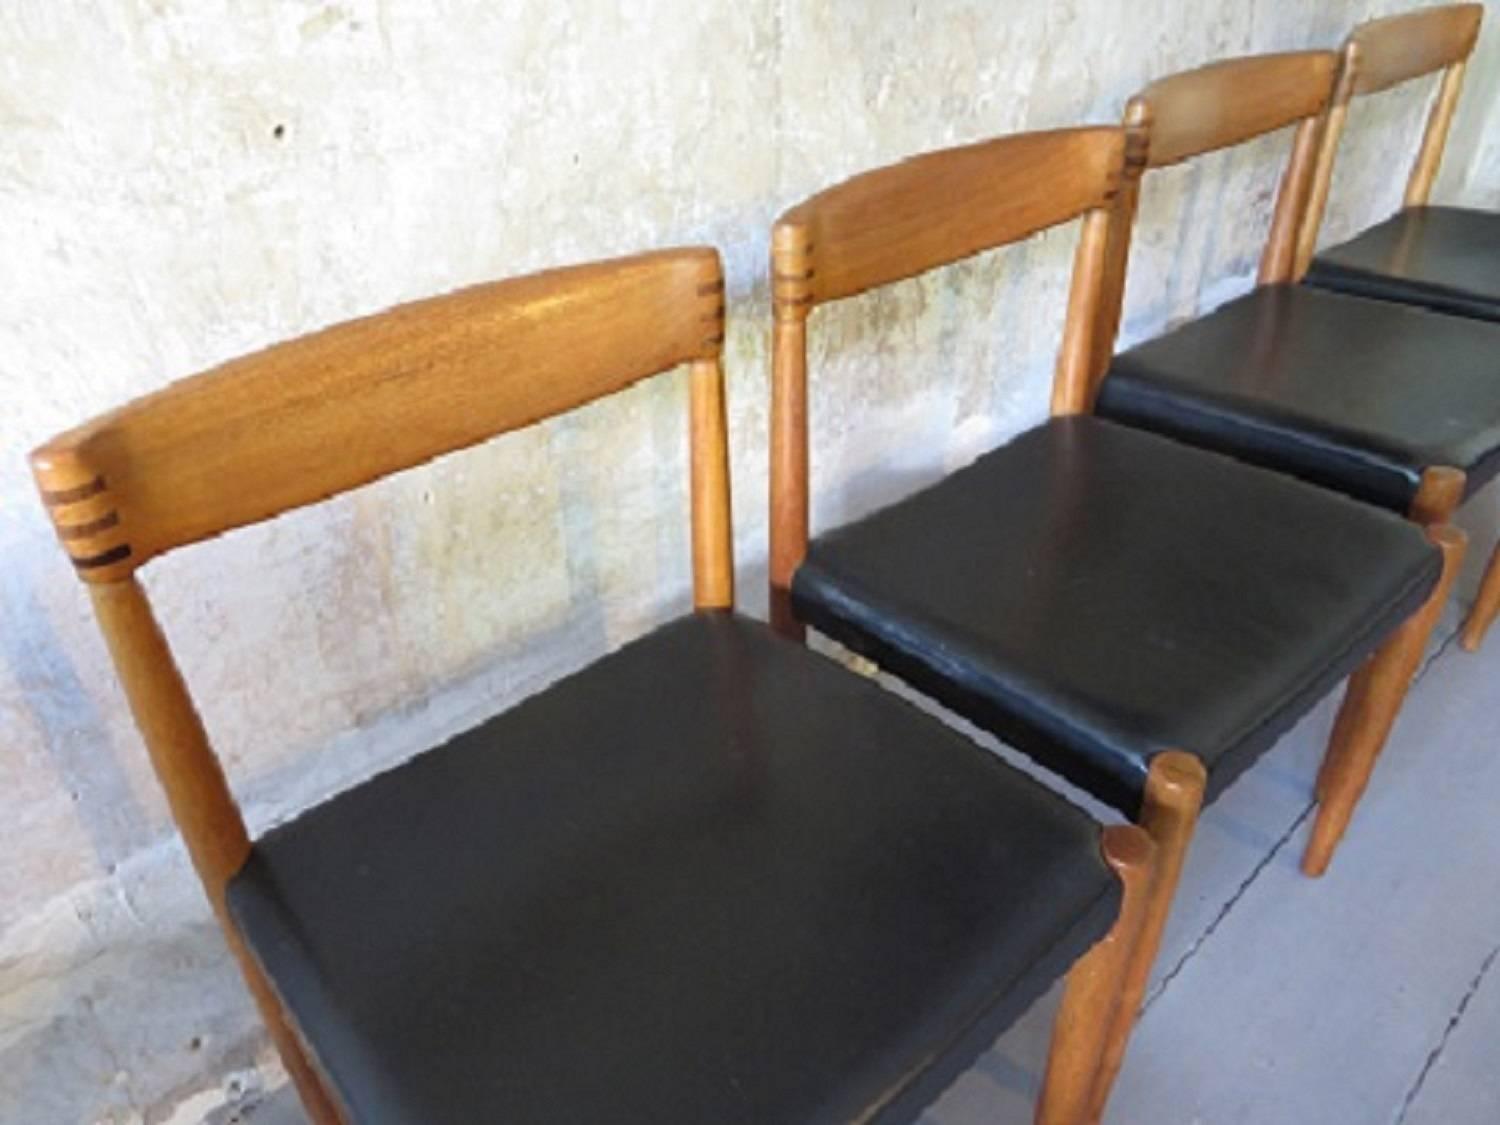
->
71 544 132 570
42 476 107 506
56 512 121 540
696 279 725 296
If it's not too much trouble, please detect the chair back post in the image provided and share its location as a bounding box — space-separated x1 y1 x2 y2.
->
1260 114 1324 284
768 224 814 625
1052 206 1116 416
90 577 249 909
1296 45 1359 278
1406 58 1469 206
1087 109 1150 389
689 354 735 610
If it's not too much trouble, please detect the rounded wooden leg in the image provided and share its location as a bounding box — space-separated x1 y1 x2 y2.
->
1303 524 1467 876
1035 825 1156 1125
233 933 346 1124
769 583 806 642
1459 539 1500 653
1084 751 1206 1122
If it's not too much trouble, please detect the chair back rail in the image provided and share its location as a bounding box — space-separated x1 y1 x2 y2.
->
33 248 726 582
774 127 1125 307
1127 52 1338 168
1347 3 1482 95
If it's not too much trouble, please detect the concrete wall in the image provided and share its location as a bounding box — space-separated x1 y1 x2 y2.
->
2 2 1496 1121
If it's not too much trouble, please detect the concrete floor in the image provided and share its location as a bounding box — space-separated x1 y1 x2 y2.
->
230 606 1499 1125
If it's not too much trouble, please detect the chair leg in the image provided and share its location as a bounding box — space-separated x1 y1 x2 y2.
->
1303 524 1467 876
1083 752 1207 1122
232 932 346 1124
1035 825 1156 1125
769 583 806 642
1460 539 1500 653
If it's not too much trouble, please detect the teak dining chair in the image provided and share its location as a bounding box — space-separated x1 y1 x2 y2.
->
33 247 1160 1125
1295 4 1500 652
1093 52 1494 671
769 125 1455 1113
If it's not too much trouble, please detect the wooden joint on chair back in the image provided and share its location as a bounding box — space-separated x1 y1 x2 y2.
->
771 220 816 323
697 275 728 352
1120 105 1152 183
33 457 137 584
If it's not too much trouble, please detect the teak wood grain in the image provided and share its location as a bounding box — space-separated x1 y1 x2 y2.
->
32 249 725 581
1126 51 1338 168
774 127 1125 307
769 127 1128 603
1346 3 1483 95
32 246 734 1125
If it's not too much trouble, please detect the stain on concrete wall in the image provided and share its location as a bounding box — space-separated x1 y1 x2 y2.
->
2 2 1496 1120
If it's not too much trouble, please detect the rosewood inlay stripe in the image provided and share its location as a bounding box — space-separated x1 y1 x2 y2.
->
56 512 120 540
71 544 132 570
41 476 106 506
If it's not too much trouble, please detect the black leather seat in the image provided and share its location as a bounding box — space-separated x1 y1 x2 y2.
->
1306 206 1500 323
1096 283 1500 514
228 613 1118 1125
791 415 1439 817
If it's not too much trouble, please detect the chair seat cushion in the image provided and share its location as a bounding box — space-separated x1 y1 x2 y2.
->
791 416 1439 817
1096 283 1500 512
1306 205 1500 323
228 613 1118 1125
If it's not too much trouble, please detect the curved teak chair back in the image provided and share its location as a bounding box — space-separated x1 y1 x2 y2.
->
768 126 1127 617
29 247 733 1123
1085 51 1339 373
33 249 731 597
1297 4 1485 273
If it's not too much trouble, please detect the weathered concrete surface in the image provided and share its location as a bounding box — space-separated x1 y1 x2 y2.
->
2 2 1497 1121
